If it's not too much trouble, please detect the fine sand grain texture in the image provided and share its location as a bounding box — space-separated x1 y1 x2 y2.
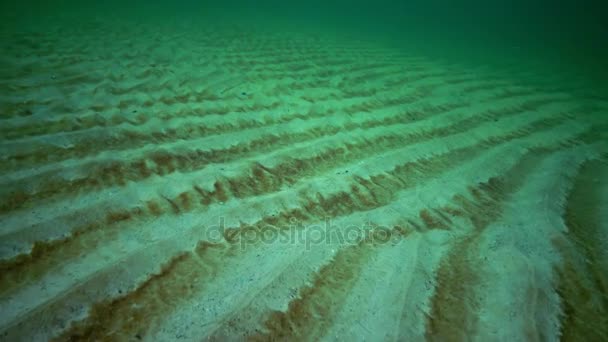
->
0 14 607 342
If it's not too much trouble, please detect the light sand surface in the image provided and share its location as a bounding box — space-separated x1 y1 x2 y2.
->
0 14 607 342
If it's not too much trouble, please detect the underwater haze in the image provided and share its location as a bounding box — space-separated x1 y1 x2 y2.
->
3 1 608 71
1 1 607 341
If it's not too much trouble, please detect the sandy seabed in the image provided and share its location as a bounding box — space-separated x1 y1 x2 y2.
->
0 12 607 341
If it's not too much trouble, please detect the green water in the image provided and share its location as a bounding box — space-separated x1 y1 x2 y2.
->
2 0 607 93
3 1 607 59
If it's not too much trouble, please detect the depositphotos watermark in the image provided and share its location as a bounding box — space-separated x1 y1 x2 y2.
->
201 217 403 250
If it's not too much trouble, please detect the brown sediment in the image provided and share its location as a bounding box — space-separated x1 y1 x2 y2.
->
425 145 555 340
554 160 608 341
249 239 377 340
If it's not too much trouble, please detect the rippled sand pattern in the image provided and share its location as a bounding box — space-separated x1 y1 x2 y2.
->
1 17 607 341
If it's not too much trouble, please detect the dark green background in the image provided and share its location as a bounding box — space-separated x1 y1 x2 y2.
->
2 1 607 75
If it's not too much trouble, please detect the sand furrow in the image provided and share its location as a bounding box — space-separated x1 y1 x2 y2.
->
0 111 584 299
